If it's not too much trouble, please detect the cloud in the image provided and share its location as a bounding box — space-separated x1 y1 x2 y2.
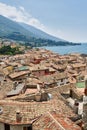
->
0 2 46 30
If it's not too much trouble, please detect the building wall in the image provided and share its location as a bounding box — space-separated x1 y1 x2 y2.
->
57 80 61 86
64 78 69 84
74 66 86 72
32 70 45 77
0 122 4 130
70 89 82 100
57 78 69 87
11 124 32 130
83 103 87 130
0 123 23 130
0 123 32 130
10 125 23 130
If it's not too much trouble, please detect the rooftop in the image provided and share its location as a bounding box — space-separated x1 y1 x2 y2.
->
9 71 30 79
0 89 76 125
7 83 25 97
33 111 81 130
76 82 85 88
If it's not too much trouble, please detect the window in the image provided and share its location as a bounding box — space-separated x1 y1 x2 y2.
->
61 79 63 82
23 125 32 130
4 124 10 130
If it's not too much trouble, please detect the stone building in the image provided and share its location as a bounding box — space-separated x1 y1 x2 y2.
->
83 76 87 130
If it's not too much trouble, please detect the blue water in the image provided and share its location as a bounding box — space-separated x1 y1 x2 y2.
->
40 44 87 55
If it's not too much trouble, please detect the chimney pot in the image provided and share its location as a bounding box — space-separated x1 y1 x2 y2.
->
16 110 22 122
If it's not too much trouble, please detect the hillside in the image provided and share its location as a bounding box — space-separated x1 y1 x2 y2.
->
0 15 35 41
19 23 64 42
0 15 64 42
0 15 81 47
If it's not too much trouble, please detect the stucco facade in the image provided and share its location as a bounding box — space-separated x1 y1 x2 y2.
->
0 123 4 130
0 123 32 130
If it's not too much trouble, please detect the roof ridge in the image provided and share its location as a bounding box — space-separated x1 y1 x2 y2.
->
48 112 66 130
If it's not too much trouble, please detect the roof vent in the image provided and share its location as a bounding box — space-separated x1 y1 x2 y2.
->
47 93 52 100
0 107 3 114
16 109 22 122
84 76 87 96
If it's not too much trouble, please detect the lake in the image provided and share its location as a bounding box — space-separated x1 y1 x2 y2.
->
40 44 87 55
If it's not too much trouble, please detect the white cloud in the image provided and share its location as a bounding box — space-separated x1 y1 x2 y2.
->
0 2 46 30
0 2 65 40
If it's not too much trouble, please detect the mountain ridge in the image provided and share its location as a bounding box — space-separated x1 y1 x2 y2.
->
0 15 81 47
0 15 64 42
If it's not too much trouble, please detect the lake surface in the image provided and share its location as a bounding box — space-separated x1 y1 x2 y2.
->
40 44 87 55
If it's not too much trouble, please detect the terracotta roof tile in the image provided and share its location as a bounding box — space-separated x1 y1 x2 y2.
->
33 111 81 130
9 71 30 79
0 94 75 125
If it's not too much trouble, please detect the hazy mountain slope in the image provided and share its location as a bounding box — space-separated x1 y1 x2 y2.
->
0 15 64 42
0 15 35 39
0 15 79 47
20 22 64 41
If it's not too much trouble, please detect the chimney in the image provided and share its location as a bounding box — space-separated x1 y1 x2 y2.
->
74 99 79 114
13 82 17 90
16 110 22 122
84 77 87 96
35 92 41 102
37 84 40 92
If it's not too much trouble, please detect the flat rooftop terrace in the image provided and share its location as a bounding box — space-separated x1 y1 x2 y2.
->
76 82 85 88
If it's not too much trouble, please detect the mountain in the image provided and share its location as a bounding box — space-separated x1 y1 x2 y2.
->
19 23 64 42
0 15 81 46
0 15 64 42
0 15 35 41
0 15 62 41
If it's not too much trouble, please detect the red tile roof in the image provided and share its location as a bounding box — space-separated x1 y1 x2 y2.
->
0 95 76 125
33 111 81 130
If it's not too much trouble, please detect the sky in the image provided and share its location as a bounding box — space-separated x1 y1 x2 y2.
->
0 0 87 42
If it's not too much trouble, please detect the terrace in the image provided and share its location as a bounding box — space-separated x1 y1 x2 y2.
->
76 82 85 88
